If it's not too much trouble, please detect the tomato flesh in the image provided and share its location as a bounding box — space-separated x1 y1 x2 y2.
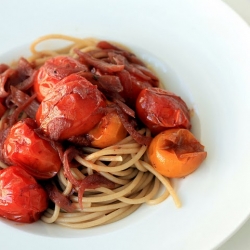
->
3 118 61 179
0 166 48 223
36 74 106 140
136 88 191 134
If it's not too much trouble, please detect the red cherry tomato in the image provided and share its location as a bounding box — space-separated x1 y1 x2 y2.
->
3 118 61 179
36 74 106 140
33 56 87 102
118 71 153 108
0 166 48 223
136 88 191 135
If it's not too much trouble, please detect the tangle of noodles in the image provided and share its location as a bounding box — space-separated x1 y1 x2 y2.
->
0 34 181 229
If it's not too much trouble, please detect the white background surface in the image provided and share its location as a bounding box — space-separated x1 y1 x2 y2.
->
219 1 250 249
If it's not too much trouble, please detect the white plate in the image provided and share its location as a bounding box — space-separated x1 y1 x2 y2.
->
1 0 250 249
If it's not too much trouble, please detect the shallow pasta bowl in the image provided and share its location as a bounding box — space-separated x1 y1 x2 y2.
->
1 0 250 250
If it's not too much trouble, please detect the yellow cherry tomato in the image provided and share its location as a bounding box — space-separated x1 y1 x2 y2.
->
147 128 207 178
88 111 127 148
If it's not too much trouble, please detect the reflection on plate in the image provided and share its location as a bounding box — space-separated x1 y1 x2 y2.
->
1 0 250 250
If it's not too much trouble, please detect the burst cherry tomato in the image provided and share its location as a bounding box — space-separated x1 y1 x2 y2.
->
136 88 191 135
33 56 87 102
36 74 106 140
2 118 61 179
0 166 48 223
147 129 207 178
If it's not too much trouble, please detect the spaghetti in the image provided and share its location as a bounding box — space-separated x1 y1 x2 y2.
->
0 34 182 228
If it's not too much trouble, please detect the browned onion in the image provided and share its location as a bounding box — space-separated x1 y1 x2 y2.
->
44 182 76 212
75 49 125 73
9 86 39 119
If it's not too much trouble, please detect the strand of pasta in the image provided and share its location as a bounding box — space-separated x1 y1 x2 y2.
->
30 34 97 55
55 206 135 229
102 204 141 225
109 168 135 177
139 160 181 207
55 211 110 224
74 144 147 173
82 143 140 155
41 205 61 223
70 171 144 203
84 147 140 161
29 35 98 66
69 173 158 207
54 181 154 227
97 155 123 162
99 171 130 185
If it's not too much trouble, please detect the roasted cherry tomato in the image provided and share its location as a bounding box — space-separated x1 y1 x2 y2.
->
2 118 61 179
33 56 87 102
87 111 127 148
0 166 48 223
118 71 152 108
36 74 106 140
147 129 207 178
136 88 191 135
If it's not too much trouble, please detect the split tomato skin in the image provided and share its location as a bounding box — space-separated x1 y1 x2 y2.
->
33 56 87 102
36 74 107 140
0 166 48 223
2 118 61 179
147 129 207 178
136 88 191 135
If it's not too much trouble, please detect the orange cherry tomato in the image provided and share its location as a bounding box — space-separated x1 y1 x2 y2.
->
0 166 48 223
33 56 87 102
87 111 127 148
147 129 207 178
136 88 191 135
3 118 61 179
36 74 106 140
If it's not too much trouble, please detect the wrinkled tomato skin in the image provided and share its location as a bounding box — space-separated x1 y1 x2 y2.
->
129 76 152 105
33 56 87 102
36 74 106 140
3 118 61 179
0 166 48 223
136 88 191 135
